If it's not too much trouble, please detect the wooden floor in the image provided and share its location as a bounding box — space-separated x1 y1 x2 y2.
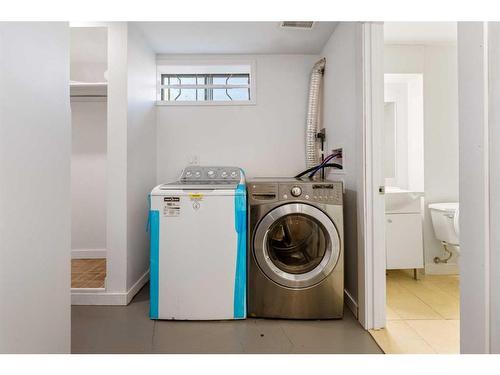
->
71 259 106 288
369 269 460 354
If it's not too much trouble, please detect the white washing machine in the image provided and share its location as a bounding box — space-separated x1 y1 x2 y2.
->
149 166 246 320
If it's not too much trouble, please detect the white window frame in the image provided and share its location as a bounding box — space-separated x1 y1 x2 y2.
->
156 60 257 106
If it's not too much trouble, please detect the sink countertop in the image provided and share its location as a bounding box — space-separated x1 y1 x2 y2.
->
385 186 424 195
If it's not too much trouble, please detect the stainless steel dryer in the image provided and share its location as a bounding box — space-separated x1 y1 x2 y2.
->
248 178 344 319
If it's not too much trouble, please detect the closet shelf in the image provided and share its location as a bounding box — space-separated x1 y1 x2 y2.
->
70 81 107 98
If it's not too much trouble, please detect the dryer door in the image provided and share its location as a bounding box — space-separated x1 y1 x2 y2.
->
253 203 341 289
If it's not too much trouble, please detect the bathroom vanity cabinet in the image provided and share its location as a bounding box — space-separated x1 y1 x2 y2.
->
385 189 424 270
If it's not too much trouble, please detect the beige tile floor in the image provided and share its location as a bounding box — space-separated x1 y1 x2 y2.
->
369 270 460 354
71 259 106 288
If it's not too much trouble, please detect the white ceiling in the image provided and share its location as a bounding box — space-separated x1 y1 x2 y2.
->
134 22 338 55
70 27 107 64
384 22 457 45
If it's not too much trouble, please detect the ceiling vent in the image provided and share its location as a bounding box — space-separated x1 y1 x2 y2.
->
281 21 315 29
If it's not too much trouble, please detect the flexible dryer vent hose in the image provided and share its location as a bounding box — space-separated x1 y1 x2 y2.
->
305 58 326 169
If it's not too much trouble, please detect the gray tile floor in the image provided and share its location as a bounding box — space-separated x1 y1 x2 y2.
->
71 284 383 354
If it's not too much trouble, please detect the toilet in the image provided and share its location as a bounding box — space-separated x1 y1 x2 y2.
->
429 202 460 247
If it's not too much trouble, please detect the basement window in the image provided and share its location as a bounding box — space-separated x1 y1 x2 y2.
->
156 61 255 105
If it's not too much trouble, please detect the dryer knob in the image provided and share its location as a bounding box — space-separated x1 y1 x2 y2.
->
291 186 302 197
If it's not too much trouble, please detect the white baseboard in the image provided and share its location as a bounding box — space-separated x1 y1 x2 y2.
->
344 289 358 319
71 248 107 259
126 270 150 304
71 270 150 305
425 262 459 275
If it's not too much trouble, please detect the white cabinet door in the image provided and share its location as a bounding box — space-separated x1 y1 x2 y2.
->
386 213 424 270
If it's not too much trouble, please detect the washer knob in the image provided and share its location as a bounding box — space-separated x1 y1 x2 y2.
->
230 171 238 178
221 171 228 178
291 186 302 197
207 170 215 178
194 171 201 178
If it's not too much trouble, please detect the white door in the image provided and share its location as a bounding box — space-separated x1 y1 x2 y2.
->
0 22 71 353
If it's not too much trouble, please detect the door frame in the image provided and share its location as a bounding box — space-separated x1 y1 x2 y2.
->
456 22 494 354
358 22 386 330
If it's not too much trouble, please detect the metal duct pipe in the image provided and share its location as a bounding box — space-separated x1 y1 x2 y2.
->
305 58 326 168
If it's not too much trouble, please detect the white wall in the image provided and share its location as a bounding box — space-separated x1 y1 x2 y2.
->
384 45 424 72
106 23 156 297
126 24 157 290
457 22 492 354
384 44 459 272
71 101 107 252
77 22 155 302
0 22 71 353
321 22 364 305
488 21 500 355
106 22 129 293
156 54 320 182
71 62 107 82
70 26 108 83
458 21 500 355
423 45 459 271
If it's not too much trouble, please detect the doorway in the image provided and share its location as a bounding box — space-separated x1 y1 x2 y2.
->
69 26 108 291
365 22 460 353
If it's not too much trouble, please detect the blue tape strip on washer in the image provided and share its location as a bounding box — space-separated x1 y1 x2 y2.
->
146 194 151 232
233 183 247 319
149 209 159 319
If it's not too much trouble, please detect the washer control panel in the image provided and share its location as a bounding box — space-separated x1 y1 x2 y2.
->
180 166 242 182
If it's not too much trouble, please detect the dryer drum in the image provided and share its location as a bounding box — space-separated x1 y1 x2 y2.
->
252 202 340 290
267 214 327 275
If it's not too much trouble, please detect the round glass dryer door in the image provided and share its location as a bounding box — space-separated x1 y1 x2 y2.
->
253 203 341 289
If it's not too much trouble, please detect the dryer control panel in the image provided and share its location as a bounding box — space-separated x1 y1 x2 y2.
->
248 179 343 205
278 182 342 205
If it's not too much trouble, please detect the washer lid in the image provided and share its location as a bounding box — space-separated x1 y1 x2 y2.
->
253 203 341 289
159 180 239 190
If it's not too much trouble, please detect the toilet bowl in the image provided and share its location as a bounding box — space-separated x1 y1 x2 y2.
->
429 202 460 247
